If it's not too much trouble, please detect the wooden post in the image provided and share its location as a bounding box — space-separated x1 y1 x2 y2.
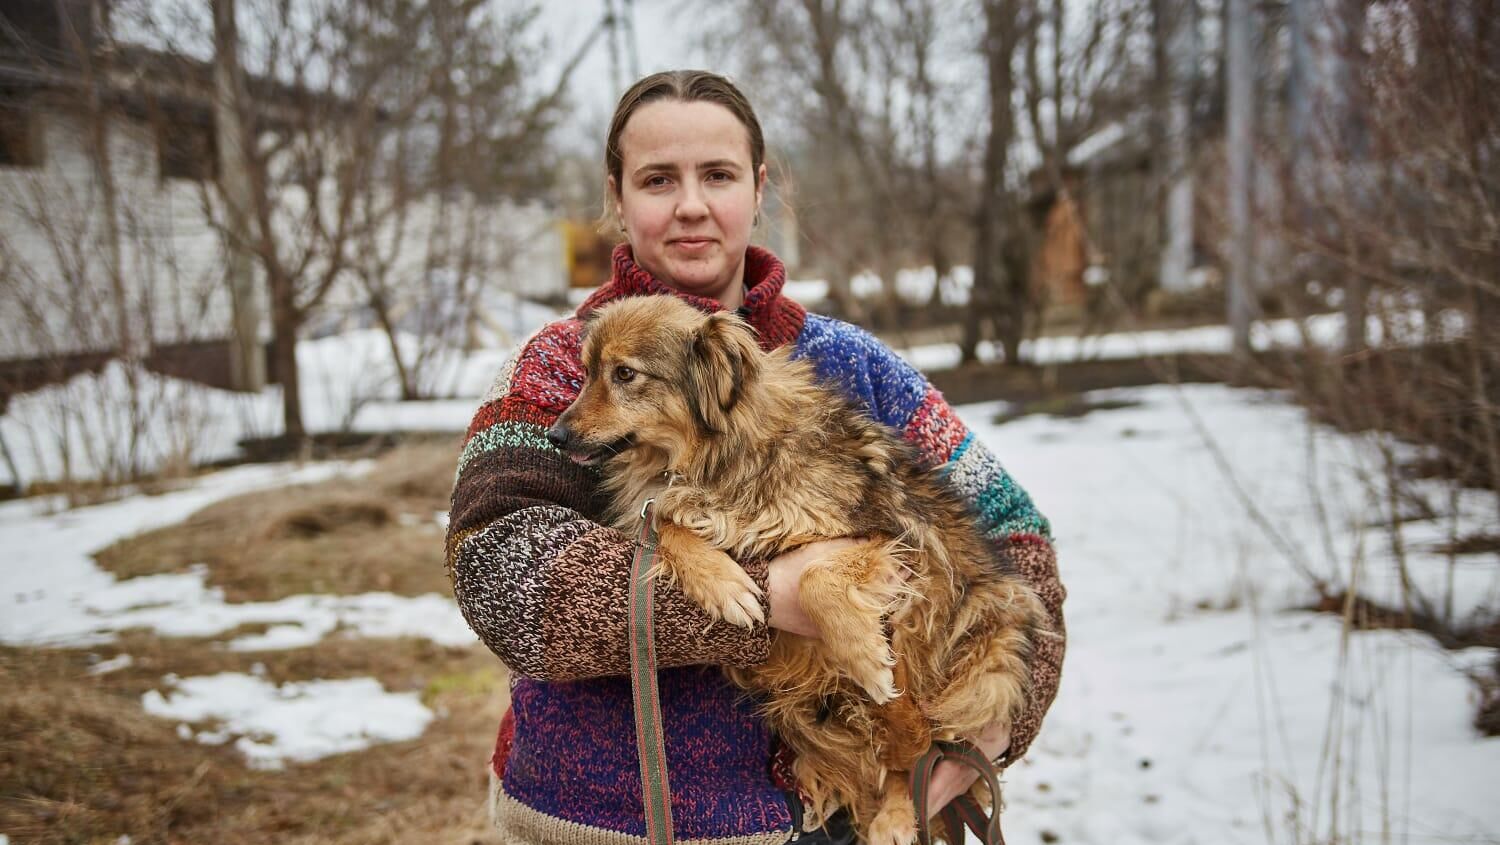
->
1226 0 1255 368
213 0 266 392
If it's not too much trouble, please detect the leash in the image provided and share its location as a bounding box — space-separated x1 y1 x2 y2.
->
911 740 1007 845
630 498 675 845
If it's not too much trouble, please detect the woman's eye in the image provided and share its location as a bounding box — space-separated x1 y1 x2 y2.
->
646 175 670 188
707 170 731 183
613 365 637 384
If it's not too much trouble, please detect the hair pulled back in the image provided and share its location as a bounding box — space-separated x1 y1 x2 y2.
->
605 70 766 202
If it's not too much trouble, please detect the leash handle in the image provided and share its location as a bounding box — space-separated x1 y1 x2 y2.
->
630 499 675 845
911 740 1007 845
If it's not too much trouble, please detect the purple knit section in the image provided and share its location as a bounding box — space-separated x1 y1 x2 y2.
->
503 667 790 837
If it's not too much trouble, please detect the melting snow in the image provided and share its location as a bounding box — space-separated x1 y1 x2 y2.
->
141 672 433 769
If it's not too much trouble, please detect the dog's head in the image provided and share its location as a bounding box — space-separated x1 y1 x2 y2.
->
546 296 762 468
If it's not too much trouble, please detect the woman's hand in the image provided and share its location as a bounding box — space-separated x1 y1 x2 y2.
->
765 538 863 638
922 721 1012 819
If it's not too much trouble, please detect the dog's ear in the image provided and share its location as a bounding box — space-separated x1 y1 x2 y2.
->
685 312 761 435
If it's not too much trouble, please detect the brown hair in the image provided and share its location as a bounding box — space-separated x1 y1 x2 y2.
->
604 70 767 206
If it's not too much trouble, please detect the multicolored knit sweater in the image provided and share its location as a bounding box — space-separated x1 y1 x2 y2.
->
446 245 1066 844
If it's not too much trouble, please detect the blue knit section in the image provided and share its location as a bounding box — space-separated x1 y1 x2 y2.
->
791 314 927 431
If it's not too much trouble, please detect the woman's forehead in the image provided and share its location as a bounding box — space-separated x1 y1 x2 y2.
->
619 100 754 169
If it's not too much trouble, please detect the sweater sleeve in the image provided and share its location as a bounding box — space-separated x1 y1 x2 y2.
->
870 341 1066 765
446 322 774 682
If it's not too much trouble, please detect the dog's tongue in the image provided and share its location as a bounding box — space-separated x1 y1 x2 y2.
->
567 452 595 466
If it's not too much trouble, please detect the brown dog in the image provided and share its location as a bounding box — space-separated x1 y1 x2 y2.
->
547 295 1047 844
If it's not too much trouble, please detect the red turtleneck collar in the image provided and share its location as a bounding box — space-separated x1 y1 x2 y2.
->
576 244 808 351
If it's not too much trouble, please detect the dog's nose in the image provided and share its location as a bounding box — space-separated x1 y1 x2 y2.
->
545 424 570 450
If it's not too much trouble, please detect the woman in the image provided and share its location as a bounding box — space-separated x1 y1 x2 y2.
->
446 70 1065 844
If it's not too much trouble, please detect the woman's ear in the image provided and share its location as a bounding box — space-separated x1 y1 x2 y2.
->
755 163 767 208
685 312 762 436
607 175 624 229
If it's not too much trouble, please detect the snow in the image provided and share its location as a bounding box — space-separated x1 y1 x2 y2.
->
0 461 475 651
141 672 433 770
86 654 135 676
0 314 554 488
900 309 1467 370
784 267 974 308
971 383 1499 844
0 349 1494 831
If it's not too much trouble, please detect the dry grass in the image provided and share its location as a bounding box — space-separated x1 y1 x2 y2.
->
0 638 509 844
94 441 461 601
0 437 521 843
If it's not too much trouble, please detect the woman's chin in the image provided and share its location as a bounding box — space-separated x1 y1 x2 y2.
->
661 264 741 299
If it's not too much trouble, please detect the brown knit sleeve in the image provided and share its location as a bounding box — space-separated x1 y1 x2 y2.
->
446 325 774 681
998 536 1066 764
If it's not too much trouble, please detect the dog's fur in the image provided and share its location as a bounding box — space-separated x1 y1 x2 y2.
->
548 296 1048 844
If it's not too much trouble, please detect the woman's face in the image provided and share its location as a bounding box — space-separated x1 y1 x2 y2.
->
611 99 765 304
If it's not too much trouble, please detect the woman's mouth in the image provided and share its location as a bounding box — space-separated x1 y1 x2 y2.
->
670 238 715 253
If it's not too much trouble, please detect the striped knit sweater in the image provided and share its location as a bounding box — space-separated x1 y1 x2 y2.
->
446 244 1066 844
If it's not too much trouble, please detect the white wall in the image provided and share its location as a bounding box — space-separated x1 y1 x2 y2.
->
0 104 235 361
0 102 567 366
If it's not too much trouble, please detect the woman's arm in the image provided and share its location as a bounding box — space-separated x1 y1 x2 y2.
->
798 322 1066 763
446 322 776 681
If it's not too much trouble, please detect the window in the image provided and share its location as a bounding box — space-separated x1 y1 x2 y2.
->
0 101 42 168
158 115 217 181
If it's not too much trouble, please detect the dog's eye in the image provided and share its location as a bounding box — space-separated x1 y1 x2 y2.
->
613 365 637 384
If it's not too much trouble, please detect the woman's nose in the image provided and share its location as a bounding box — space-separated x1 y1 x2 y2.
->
675 185 709 219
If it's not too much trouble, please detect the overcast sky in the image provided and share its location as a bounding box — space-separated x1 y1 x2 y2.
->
534 0 710 153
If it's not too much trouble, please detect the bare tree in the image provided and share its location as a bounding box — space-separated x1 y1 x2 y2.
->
716 0 975 326
128 0 559 443
1243 0 1500 745
1225 0 1255 365
345 0 562 401
966 0 1027 365
1154 0 1196 293
0 1 227 498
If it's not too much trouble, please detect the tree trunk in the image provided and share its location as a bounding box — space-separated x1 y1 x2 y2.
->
370 289 418 401
1333 0 1370 353
269 271 306 446
1156 0 1196 292
1226 0 1255 369
968 0 1022 366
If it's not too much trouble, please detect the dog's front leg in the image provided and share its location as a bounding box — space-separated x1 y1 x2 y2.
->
654 523 765 629
797 540 905 703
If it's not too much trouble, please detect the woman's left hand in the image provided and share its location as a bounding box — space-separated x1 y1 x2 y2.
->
922 721 1012 819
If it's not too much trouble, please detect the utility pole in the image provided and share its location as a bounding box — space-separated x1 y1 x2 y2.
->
621 0 640 80
1156 0 1196 292
1226 0 1255 369
214 0 266 391
604 0 623 94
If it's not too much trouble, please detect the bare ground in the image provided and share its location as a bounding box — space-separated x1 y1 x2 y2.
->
0 441 513 844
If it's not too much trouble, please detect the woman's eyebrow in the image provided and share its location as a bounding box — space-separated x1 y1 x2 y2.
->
632 162 680 178
697 159 743 172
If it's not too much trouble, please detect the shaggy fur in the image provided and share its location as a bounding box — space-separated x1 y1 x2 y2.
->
547 296 1048 845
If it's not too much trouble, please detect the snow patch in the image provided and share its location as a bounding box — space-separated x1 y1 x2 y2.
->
86 654 135 676
977 383 1500 843
0 461 473 650
141 672 434 769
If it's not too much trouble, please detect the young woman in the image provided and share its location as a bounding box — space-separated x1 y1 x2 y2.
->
446 70 1066 844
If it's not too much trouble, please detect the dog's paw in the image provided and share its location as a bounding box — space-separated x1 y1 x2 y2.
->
845 644 900 705
679 557 765 629
866 801 918 845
